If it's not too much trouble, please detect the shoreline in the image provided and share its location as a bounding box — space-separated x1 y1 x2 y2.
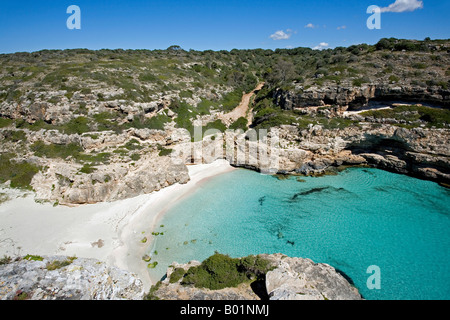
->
0 159 235 292
109 159 236 290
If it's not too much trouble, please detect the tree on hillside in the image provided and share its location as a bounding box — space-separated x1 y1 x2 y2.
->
267 58 297 86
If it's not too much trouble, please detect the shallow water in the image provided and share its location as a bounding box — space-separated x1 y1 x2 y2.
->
147 167 450 300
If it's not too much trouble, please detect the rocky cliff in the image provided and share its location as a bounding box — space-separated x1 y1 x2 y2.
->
274 84 450 111
185 123 449 185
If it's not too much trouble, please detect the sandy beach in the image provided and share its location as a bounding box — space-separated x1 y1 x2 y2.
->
0 159 235 291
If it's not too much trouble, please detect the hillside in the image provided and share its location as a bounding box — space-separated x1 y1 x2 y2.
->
0 38 449 205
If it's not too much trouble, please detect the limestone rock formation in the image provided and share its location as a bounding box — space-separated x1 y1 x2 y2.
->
0 256 144 300
265 254 361 300
31 154 189 205
274 84 450 111
220 124 450 184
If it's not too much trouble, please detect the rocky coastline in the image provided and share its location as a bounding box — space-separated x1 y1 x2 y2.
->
0 253 362 300
0 41 449 300
1 109 448 206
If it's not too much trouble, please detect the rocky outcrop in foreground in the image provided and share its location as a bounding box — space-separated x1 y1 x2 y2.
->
1 254 362 300
0 256 144 300
151 254 362 300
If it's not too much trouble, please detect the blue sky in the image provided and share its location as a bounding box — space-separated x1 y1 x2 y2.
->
0 0 449 53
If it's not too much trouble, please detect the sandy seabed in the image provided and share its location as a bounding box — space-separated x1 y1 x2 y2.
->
0 159 235 291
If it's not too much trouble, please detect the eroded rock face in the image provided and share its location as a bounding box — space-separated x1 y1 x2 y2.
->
274 85 450 111
150 254 362 300
31 155 190 205
0 256 144 300
221 124 450 185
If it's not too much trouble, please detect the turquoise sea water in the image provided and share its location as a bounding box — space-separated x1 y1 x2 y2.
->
147 167 450 300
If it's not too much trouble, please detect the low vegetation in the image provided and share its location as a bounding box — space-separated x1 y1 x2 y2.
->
46 256 77 270
176 252 272 290
23 254 44 261
144 252 274 300
0 255 12 265
0 153 41 190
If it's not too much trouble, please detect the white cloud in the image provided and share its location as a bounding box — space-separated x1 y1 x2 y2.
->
337 25 347 30
270 30 292 40
380 0 424 13
313 42 329 50
305 23 316 29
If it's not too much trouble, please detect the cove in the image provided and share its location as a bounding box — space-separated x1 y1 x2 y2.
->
147 167 450 300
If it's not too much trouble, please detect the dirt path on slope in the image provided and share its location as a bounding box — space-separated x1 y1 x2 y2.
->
219 82 265 126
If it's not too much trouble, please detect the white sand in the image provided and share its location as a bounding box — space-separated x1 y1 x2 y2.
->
0 159 235 291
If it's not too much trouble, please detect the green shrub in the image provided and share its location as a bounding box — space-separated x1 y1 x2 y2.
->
15 119 53 131
253 112 296 130
93 112 123 133
180 252 273 290
179 90 193 99
144 281 162 300
130 153 141 161
124 139 143 151
79 163 96 174
203 119 227 133
229 117 249 131
169 268 187 283
412 63 427 70
0 153 41 190
23 254 44 261
144 113 171 130
78 152 111 164
60 116 91 135
139 72 158 82
352 77 369 87
2 130 27 143
388 75 400 83
31 141 83 160
220 90 243 112
46 256 77 270
157 145 173 157
197 99 218 115
0 117 13 128
172 101 195 135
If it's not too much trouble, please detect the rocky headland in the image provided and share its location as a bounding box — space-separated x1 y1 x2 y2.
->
147 253 362 300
